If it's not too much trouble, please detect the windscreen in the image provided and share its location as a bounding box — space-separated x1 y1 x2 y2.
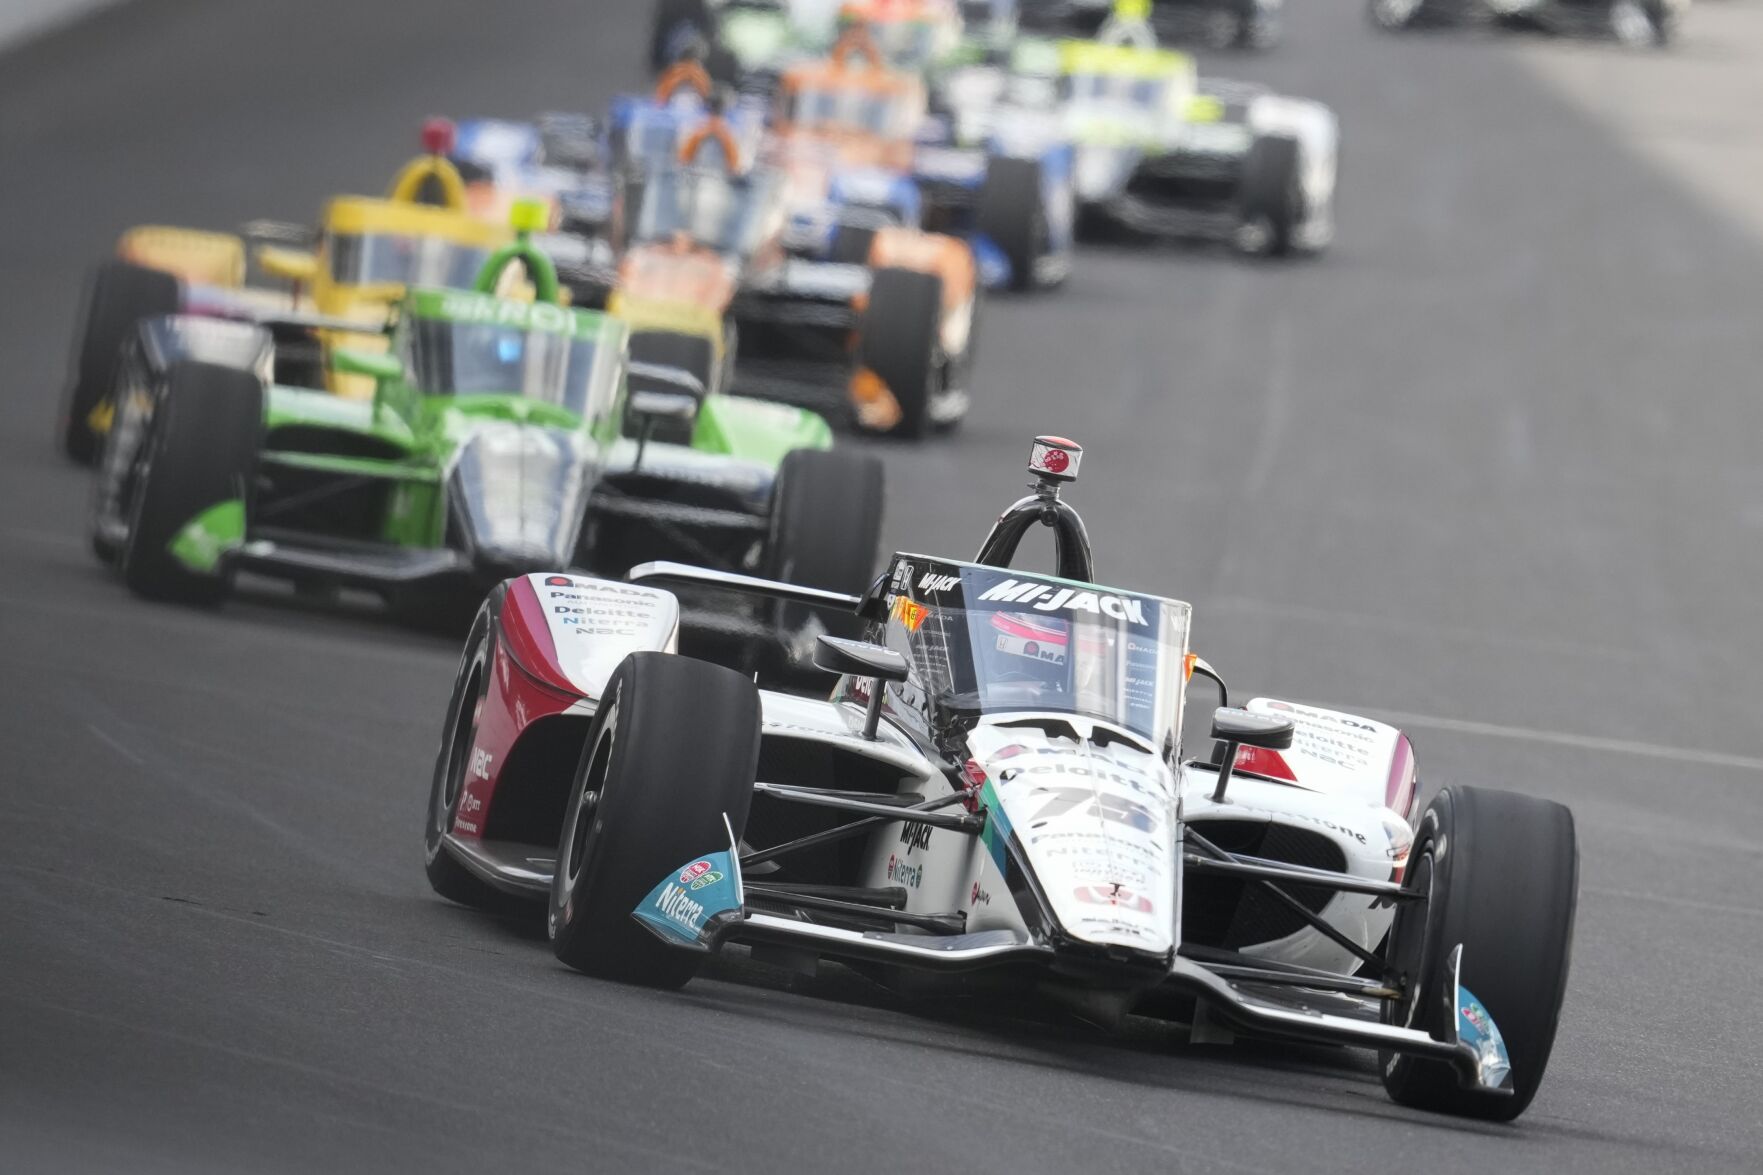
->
328 233 489 289
881 560 1190 746
409 318 602 416
633 167 781 257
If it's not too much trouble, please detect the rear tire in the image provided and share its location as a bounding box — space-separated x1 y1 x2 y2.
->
119 360 261 606
549 652 760 987
1380 786 1578 1120
425 598 522 911
858 267 944 438
60 261 181 463
767 448 884 640
1236 135 1303 257
977 157 1047 294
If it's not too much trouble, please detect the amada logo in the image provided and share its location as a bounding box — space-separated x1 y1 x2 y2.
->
655 883 706 932
545 575 575 587
978 579 1146 625
679 860 712 885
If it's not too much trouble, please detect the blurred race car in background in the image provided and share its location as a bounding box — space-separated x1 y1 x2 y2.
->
90 216 881 653
424 435 1580 1122
943 10 1334 254
1367 0 1684 48
57 135 506 461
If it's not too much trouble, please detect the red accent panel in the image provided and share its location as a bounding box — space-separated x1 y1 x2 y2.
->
500 576 576 696
450 583 585 841
1233 745 1298 783
1386 733 1418 824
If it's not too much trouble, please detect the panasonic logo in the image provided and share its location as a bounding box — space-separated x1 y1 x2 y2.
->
978 580 1146 625
656 883 705 932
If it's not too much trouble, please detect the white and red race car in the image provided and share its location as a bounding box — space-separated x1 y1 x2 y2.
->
423 435 1579 1120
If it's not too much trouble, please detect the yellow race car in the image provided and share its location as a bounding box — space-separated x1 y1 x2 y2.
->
58 125 507 461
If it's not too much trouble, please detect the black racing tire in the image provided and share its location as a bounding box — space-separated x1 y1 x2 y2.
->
649 0 713 72
424 595 524 912
549 652 760 987
1236 134 1304 257
767 447 884 640
976 157 1046 293
831 225 876 265
858 266 944 439
119 360 261 606
60 261 181 463
1366 0 1426 32
1380 786 1579 1120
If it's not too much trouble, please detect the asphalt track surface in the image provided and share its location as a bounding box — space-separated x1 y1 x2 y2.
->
3 2 1761 1172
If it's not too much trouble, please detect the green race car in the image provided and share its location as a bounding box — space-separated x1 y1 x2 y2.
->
90 229 884 650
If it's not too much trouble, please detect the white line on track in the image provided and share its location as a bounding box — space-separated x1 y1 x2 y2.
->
84 721 144 765
1584 885 1763 921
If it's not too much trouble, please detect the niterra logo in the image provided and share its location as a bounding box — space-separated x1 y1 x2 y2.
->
656 883 705 932
978 579 1146 625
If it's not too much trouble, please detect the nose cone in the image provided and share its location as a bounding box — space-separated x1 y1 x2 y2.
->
971 723 1177 957
450 422 595 577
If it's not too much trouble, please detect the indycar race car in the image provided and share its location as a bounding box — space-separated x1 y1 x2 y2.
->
569 54 982 435
1368 0 1683 48
939 9 1334 254
91 211 881 648
424 434 1580 1121
57 130 508 462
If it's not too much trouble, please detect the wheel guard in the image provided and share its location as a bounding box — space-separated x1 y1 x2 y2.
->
1444 944 1515 1093
632 816 745 952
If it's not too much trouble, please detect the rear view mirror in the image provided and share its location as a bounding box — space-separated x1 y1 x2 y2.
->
627 389 700 422
815 635 909 742
1208 707 1295 804
813 635 909 684
1211 707 1293 750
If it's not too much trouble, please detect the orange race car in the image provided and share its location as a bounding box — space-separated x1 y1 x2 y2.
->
558 51 979 437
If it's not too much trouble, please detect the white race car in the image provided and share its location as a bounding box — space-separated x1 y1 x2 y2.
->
1369 0 1685 49
941 11 1337 254
424 435 1579 1120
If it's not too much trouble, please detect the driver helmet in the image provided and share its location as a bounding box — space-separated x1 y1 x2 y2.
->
987 611 1071 694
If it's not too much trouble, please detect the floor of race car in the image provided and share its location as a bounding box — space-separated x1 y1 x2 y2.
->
3 1 1762 1173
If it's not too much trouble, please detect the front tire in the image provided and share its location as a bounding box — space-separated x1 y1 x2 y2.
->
60 261 181 463
1380 786 1579 1120
549 653 760 988
1235 135 1304 256
118 360 261 606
